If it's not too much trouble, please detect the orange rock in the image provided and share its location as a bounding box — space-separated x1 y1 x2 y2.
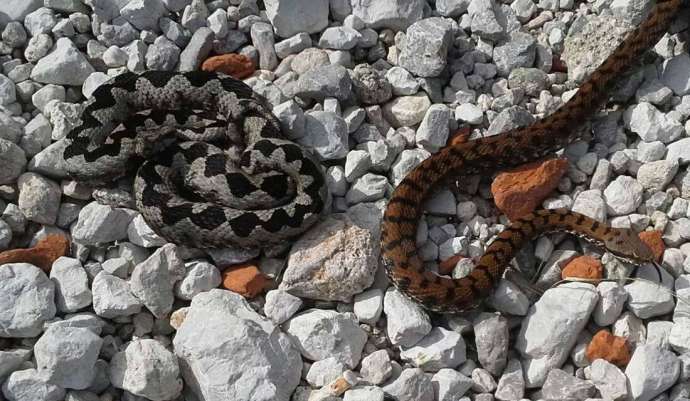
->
448 126 471 145
638 230 664 261
0 234 70 273
491 158 568 221
439 255 464 275
201 54 255 79
585 330 631 367
561 255 603 282
221 263 272 298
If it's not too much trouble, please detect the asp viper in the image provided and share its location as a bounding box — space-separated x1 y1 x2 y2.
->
381 0 685 313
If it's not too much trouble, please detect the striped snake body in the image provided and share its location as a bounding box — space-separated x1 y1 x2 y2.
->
381 0 685 313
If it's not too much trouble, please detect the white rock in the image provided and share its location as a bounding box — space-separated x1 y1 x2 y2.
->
1 369 65 401
110 339 182 401
34 326 102 390
284 309 367 368
383 288 432 347
515 282 599 386
173 289 301 401
50 257 92 313
625 344 680 401
400 327 466 371
263 289 303 325
0 263 56 337
603 176 643 216
592 282 626 326
173 259 221 301
353 288 383 324
382 368 434 401
130 243 185 318
359 349 392 385
431 368 472 401
587 359 628 401
91 271 142 318
30 37 94 85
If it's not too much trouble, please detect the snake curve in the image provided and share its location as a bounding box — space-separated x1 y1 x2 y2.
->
63 71 328 250
381 0 685 313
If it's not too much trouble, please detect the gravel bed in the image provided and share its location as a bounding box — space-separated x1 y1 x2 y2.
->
0 0 689 401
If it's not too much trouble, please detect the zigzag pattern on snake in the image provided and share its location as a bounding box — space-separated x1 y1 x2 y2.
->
63 71 328 249
381 0 685 313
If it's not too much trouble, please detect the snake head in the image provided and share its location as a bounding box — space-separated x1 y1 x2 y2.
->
604 229 657 264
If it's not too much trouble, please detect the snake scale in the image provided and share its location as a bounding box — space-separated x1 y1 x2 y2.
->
381 0 685 313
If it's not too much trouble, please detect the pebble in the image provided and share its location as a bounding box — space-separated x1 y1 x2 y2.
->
110 338 182 400
91 271 142 318
398 18 454 78
264 0 328 37
432 368 473 401
382 93 431 128
173 259 221 301
284 309 367 368
50 256 92 313
383 288 432 347
34 326 103 390
280 214 377 301
0 263 56 337
359 349 393 385
400 327 466 371
541 368 596 400
130 244 185 318
2 368 66 401
173 289 301 401
626 344 680 401
416 104 450 152
382 367 434 401
350 0 425 31
515 282 599 386
31 38 94 85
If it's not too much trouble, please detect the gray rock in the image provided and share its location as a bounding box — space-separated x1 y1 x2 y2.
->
130 244 185 318
319 26 361 50
344 386 384 401
305 357 346 387
0 138 26 185
346 173 387 204
178 27 214 71
494 359 525 400
126 214 167 247
474 313 509 375
301 111 348 160
173 289 301 401
280 214 377 301
431 368 473 401
24 7 57 36
437 0 471 16
250 22 277 70
667 137 690 165
72 202 136 245
625 102 684 143
296 64 352 102
400 327 466 371
398 18 454 78
382 368 434 401
1 369 65 401
493 32 536 76
180 0 208 32
383 288 432 347
174 259 221 301
0 0 42 26
110 339 182 401
0 348 32 381
17 172 60 225
264 0 328 37
416 104 450 152
351 0 424 30
625 259 675 319
50 257 92 313
25 33 53 63
541 369 596 400
353 288 383 324
360 349 393 385
515 282 599 386
625 344 680 401
34 326 102 390
593 282 627 326
468 0 506 41
275 32 312 58
91 271 142 318
145 36 181 71
351 64 392 105
31 38 94 85
0 263 55 338
587 359 628 401
120 0 168 31
662 54 690 96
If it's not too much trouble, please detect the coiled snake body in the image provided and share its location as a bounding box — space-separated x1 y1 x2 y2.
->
63 71 328 249
381 0 684 312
